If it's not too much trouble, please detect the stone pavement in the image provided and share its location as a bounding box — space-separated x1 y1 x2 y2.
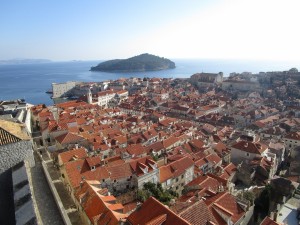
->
29 152 64 225
39 148 86 225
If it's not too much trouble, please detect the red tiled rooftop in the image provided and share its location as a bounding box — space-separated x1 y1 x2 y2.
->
260 216 282 225
127 197 190 225
58 147 87 165
231 141 267 154
160 157 194 183
55 132 84 145
179 200 217 225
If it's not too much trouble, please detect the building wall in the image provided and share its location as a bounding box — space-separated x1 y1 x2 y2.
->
13 162 37 225
235 205 254 225
136 170 159 189
0 141 34 174
161 165 194 196
283 138 300 151
230 147 261 164
98 94 115 107
222 81 261 92
52 81 77 98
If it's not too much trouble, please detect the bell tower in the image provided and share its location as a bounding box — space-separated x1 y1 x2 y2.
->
87 87 92 104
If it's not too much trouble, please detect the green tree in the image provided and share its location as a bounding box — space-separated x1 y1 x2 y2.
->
137 182 177 205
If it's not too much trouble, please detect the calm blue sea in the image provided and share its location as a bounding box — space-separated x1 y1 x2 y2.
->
0 59 299 105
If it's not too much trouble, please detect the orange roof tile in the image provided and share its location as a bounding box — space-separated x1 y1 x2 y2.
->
231 141 267 154
127 197 190 225
160 157 194 183
260 216 282 225
55 132 84 145
179 200 217 225
58 147 87 165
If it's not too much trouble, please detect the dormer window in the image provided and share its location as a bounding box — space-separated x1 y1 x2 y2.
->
91 166 96 171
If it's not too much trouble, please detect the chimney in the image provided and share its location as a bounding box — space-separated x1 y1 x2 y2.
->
270 212 274 220
273 212 278 222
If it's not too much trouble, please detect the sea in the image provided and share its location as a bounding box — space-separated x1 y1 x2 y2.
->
0 59 299 106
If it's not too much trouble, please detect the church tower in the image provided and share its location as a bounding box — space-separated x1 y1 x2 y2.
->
87 87 92 104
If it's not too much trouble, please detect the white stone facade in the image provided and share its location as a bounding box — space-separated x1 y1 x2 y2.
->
52 81 77 98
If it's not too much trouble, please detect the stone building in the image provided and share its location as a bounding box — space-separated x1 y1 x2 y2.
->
52 81 77 98
0 120 34 173
190 72 223 90
222 79 261 92
159 156 194 195
0 120 36 225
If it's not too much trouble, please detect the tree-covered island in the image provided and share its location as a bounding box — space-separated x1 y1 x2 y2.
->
90 53 175 72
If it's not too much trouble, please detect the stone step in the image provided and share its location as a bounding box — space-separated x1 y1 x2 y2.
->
294 193 300 199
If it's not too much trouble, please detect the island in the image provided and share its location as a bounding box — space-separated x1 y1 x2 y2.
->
90 53 175 72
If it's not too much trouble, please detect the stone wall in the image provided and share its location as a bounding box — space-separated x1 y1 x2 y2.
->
12 162 37 225
0 140 35 174
25 109 32 134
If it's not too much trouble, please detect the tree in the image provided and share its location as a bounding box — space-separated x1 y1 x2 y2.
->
137 182 177 205
237 191 255 204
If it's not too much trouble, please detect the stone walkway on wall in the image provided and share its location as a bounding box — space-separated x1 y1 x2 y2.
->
38 148 86 225
29 152 64 225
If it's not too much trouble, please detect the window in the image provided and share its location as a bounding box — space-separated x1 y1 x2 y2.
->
166 179 171 186
246 153 250 157
181 174 184 179
114 179 116 183
176 178 179 182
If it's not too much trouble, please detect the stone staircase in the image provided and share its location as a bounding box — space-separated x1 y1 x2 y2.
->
294 186 300 199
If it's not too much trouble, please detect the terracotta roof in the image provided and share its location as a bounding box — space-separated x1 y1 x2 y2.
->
142 129 158 140
107 163 132 180
205 153 222 165
58 147 87 165
0 120 30 143
97 90 115 97
186 175 222 194
127 197 191 225
145 141 164 154
64 159 110 188
129 156 157 177
260 216 282 225
284 131 300 140
0 127 21 146
163 135 180 149
160 157 194 183
55 132 84 145
188 139 205 151
86 156 102 168
231 141 267 154
220 163 237 179
75 180 127 225
179 200 217 225
126 144 146 156
205 192 246 224
213 142 229 154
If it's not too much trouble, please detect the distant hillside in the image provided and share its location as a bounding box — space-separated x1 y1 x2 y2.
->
0 58 52 65
90 53 175 72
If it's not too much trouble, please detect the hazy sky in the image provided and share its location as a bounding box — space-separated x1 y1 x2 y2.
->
1 0 300 61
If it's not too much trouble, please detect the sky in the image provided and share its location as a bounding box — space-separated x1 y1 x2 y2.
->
1 0 300 61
